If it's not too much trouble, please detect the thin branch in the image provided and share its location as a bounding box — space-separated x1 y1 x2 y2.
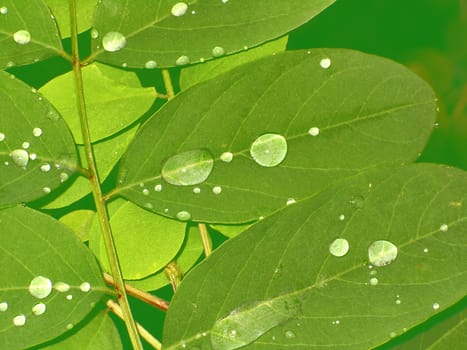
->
198 223 212 257
162 69 175 100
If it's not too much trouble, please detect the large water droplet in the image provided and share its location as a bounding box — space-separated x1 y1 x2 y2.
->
212 46 225 57
250 133 287 167
0 6 8 15
13 30 31 44
176 211 191 221
13 315 26 326
368 240 398 267
329 238 350 257
32 303 46 316
0 302 8 312
176 55 190 66
10 149 29 167
29 276 52 299
80 282 91 292
320 58 331 69
161 149 214 186
102 31 127 52
171 2 188 16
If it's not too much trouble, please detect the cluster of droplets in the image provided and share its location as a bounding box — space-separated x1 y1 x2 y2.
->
0 276 91 328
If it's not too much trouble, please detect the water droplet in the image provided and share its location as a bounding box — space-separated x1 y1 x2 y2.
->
423 248 429 253
213 186 222 194
142 188 150 196
43 187 51 194
161 149 214 186
308 127 320 136
0 133 5 141
284 330 296 339
40 163 51 172
193 187 201 194
144 202 154 209
432 303 440 310
395 299 401 305
29 153 37 160
122 63 128 68
102 31 126 52
22 141 30 149
389 331 397 338
212 46 225 57
0 302 8 312
54 282 70 292
0 6 7 14
10 149 29 167
154 184 163 192
32 128 42 137
338 214 345 221
32 303 46 316
439 223 448 232
171 2 188 16
60 172 69 183
368 240 398 267
176 211 191 221
434 122 440 128
329 238 350 257
320 58 331 69
13 30 31 44
220 152 233 163
369 277 379 286
222 0 229 3
91 28 99 39
29 276 52 299
145 60 157 69
350 195 365 209
286 198 296 206
66 323 74 330
250 133 287 167
176 55 190 66
13 315 26 326
66 294 73 300
80 282 91 292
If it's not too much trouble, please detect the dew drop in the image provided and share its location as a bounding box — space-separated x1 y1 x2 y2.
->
439 223 448 232
102 31 126 52
171 2 188 16
193 187 201 194
40 163 51 172
161 149 214 186
0 302 8 312
43 187 51 193
329 238 350 257
338 214 345 221
250 133 287 167
10 149 29 167
29 276 52 299
60 172 69 183
212 186 222 194
350 195 365 209
395 299 401 305
0 132 5 141
222 0 229 3
176 211 191 221
32 127 42 137
22 141 30 149
176 55 190 66
145 60 157 69
13 30 31 44
144 202 154 209
285 330 296 339
13 315 26 326
154 184 163 192
90 28 99 39
80 282 91 292
308 127 320 136
66 294 73 300
0 6 7 14
286 198 296 206
29 153 37 160
423 248 429 253
54 282 70 292
66 323 74 330
369 277 379 286
32 303 46 316
368 240 398 267
142 188 150 196
220 152 233 163
212 46 225 57
432 303 440 310
320 58 331 69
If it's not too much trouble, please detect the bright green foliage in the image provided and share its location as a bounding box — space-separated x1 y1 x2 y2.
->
46 0 97 38
0 71 77 208
91 0 334 68
162 164 467 350
117 49 436 223
59 210 96 241
0 206 108 350
0 0 62 69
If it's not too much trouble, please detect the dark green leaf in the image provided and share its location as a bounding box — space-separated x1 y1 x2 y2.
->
0 206 108 350
0 71 77 208
0 0 63 69
162 164 467 350
91 0 334 68
116 50 437 223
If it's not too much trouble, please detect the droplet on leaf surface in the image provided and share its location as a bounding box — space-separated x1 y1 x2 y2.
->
220 152 233 163
161 149 214 186
329 238 350 257
320 58 331 69
13 30 31 44
212 46 226 57
368 240 398 267
250 133 287 167
176 55 190 66
0 302 8 312
29 276 52 299
171 2 188 16
102 31 127 52
176 211 191 221
10 149 29 167
13 315 26 326
145 60 157 69
32 303 46 316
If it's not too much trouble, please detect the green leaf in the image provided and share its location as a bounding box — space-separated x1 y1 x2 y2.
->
59 210 96 242
210 223 253 238
38 310 123 350
180 36 288 90
91 0 334 68
39 63 155 144
0 71 77 208
162 164 467 350
45 0 97 38
0 0 63 69
116 49 437 223
0 206 108 350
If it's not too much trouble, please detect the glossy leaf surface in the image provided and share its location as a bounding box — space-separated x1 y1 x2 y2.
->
46 0 97 38
117 49 436 223
162 164 467 350
91 0 334 68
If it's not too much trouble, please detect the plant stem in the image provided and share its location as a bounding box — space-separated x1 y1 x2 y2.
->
107 300 162 350
162 69 175 99
198 223 212 256
68 1 143 349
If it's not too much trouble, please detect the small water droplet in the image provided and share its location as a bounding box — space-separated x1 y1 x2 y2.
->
220 152 233 163
145 60 157 69
329 238 350 257
13 30 31 44
176 55 190 66
40 163 51 172
102 31 127 52
66 323 74 330
286 198 296 206
369 277 379 286
161 149 214 186
29 153 37 160
284 330 296 339
122 62 128 68
29 276 52 299
43 187 51 194
0 6 7 14
22 141 30 149
54 282 70 292
212 186 222 194
32 127 42 137
10 149 29 167
368 240 398 267
0 302 8 312
389 331 397 338
432 303 440 310
144 202 154 209
13 315 26 326
60 172 69 183
171 2 188 16
395 299 401 305
308 127 320 136
439 223 448 232
66 294 73 300
193 187 201 194
222 0 229 3
320 58 331 69
91 28 99 39
154 184 163 192
350 195 365 209
142 188 150 196
250 133 287 167
212 46 225 57
338 214 345 221
434 122 440 128
0 133 5 141
32 303 46 316
423 248 429 253
228 329 237 339
176 211 191 221
80 282 91 292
